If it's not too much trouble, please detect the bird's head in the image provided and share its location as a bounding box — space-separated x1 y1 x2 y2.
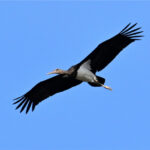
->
47 68 67 75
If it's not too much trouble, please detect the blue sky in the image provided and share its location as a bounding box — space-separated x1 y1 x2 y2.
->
0 1 150 150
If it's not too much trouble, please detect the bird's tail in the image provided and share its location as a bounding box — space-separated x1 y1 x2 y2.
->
88 76 105 87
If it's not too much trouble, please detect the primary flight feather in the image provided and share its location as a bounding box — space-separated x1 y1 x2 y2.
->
14 23 143 113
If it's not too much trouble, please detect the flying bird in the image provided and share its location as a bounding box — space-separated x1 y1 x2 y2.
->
14 23 143 113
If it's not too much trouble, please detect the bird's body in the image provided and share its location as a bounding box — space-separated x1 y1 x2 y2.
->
14 23 143 113
76 60 96 82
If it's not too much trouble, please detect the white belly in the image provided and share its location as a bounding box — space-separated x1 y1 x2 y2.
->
76 67 96 82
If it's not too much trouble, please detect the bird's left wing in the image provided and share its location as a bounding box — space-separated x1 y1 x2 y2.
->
13 75 81 113
78 23 143 73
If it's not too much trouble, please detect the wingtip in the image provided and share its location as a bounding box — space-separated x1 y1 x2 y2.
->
32 104 36 112
120 23 131 34
119 23 143 40
13 95 33 114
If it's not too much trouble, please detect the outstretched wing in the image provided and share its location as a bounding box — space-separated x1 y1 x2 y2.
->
79 23 143 73
13 75 81 113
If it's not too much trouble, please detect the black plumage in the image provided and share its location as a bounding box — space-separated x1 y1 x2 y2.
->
79 23 143 73
14 75 81 113
14 23 143 113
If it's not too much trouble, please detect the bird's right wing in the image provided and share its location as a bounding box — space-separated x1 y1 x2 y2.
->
13 75 82 113
78 23 143 73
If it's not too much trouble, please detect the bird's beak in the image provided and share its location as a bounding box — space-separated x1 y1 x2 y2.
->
47 70 57 75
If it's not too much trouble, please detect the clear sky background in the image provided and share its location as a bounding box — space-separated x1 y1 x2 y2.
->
0 1 150 150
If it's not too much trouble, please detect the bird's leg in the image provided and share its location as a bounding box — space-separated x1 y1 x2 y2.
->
94 78 112 91
99 83 112 91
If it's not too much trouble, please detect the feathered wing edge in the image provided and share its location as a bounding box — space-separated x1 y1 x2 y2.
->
77 23 143 73
13 75 82 114
13 96 35 114
119 23 143 40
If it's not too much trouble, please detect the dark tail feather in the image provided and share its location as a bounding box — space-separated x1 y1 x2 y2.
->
88 76 105 87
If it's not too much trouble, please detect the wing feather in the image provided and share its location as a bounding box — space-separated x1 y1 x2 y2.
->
79 23 143 73
13 75 81 113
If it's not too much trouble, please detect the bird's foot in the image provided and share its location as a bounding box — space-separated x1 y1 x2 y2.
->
102 85 112 91
94 78 112 91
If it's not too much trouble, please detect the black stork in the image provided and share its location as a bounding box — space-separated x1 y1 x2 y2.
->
14 23 143 113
